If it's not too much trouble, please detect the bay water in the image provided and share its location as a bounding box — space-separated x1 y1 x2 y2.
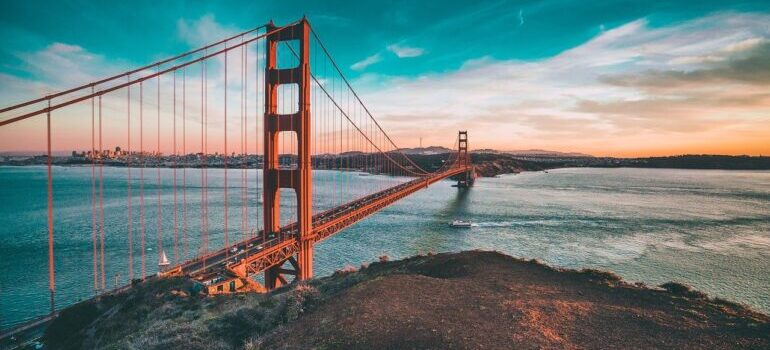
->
1 166 769 329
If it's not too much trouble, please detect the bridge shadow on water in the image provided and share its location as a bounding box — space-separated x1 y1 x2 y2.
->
407 186 473 254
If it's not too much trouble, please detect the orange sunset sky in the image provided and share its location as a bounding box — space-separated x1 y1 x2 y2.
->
1 3 770 157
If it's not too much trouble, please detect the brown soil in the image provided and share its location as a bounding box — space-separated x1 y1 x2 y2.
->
260 251 769 349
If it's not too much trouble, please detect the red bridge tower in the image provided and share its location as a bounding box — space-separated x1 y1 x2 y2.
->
263 19 313 288
457 130 474 188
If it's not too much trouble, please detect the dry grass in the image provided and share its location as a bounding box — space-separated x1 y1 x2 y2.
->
44 251 770 350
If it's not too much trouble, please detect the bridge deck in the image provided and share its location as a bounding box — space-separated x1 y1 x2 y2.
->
167 166 471 284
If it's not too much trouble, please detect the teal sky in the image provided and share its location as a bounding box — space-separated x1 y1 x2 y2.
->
1 0 767 79
2 0 770 156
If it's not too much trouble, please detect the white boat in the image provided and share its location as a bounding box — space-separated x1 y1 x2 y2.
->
158 250 170 272
449 220 473 228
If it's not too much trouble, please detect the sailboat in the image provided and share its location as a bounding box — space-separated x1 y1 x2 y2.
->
158 250 170 273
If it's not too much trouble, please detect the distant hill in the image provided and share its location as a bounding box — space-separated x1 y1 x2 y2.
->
472 149 593 157
618 155 770 170
505 149 594 157
397 147 593 157
397 146 454 155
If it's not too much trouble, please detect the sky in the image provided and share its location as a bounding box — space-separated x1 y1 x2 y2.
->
1 0 770 157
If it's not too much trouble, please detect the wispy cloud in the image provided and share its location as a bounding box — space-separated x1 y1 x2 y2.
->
387 44 425 58
176 14 238 47
0 14 265 153
11 42 120 95
351 53 382 71
353 12 770 156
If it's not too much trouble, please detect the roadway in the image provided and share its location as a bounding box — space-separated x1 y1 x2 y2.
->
173 165 471 281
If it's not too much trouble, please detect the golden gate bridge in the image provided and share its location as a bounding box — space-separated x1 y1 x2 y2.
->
0 18 474 332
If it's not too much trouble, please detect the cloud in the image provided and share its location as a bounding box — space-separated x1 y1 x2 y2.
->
351 12 770 156
350 43 424 73
386 44 425 58
601 40 770 87
351 53 382 71
1 14 264 154
14 42 113 89
176 14 238 47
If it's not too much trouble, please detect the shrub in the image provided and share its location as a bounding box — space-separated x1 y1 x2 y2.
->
579 269 623 284
283 284 321 322
333 264 358 276
43 300 100 348
659 282 707 299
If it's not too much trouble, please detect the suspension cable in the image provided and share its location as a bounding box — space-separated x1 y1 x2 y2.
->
0 24 268 115
0 22 300 127
307 24 433 175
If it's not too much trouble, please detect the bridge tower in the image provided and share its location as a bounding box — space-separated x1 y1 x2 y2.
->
457 131 474 188
263 18 313 289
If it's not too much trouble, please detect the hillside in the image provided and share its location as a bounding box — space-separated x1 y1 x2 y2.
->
43 251 769 349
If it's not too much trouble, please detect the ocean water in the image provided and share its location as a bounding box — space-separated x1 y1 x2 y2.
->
1 166 769 329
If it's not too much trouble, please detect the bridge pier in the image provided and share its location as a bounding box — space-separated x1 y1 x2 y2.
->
263 18 314 289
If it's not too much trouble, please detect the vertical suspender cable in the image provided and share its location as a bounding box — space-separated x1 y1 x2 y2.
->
46 99 55 314
127 80 133 281
224 45 229 253
200 58 205 260
242 42 247 240
140 82 146 279
99 95 105 291
173 70 178 263
182 68 188 260
256 36 261 239
157 73 163 262
90 88 97 292
289 28 296 222
98 95 105 290
203 54 209 266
